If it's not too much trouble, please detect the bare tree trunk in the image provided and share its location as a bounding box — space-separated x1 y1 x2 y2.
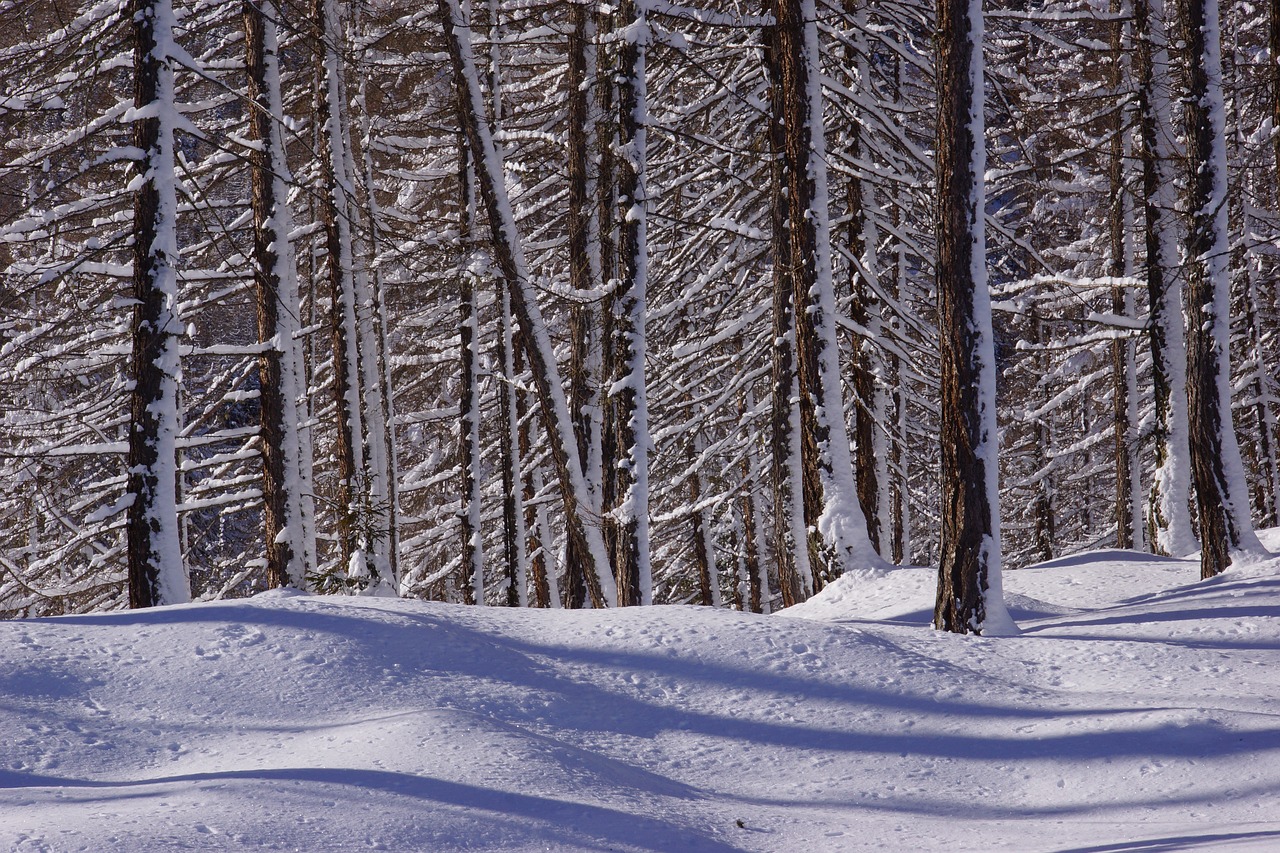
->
127 0 189 608
933 0 1011 634
774 0 878 586
312 0 368 582
496 279 529 607
1108 3 1142 550
689 432 720 607
1135 0 1198 557
564 1 604 608
762 17 813 606
1181 0 1262 578
607 0 652 606
440 0 616 606
1029 304 1056 563
457 144 485 607
245 0 311 590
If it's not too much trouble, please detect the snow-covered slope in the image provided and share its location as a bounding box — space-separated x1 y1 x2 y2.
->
3 543 1280 852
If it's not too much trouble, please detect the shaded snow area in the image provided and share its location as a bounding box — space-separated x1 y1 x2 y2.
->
4 539 1280 851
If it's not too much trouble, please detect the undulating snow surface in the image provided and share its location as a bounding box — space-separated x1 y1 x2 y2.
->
4 536 1280 851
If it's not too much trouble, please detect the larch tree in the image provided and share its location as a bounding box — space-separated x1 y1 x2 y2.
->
126 0 191 608
933 0 1013 634
244 0 314 589
1180 0 1263 577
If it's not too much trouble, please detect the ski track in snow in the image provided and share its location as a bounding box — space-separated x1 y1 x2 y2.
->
3 536 1280 851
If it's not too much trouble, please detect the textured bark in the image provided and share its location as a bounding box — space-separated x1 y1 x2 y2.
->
245 0 299 589
608 0 650 606
516 339 551 608
496 281 526 608
847 149 882 556
1134 0 1197 557
441 0 614 607
1181 0 1258 578
1107 6 1138 550
1030 305 1056 563
126 0 187 608
762 18 810 607
313 0 364 575
934 0 1000 634
775 0 833 587
457 143 484 607
563 2 602 609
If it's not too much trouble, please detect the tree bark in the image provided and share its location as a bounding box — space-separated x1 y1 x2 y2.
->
244 0 310 590
762 16 813 606
1135 0 1198 557
126 0 189 608
1181 0 1261 578
773 0 878 585
457 143 484 607
440 0 616 606
608 0 652 606
933 0 1010 634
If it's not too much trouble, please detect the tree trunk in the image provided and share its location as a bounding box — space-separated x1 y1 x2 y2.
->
933 0 1011 634
1181 0 1262 578
497 279 529 607
126 0 189 608
774 0 878 585
313 0 368 584
564 1 605 608
458 143 485 607
607 0 652 606
1135 0 1198 557
762 17 813 606
440 0 616 606
1108 3 1142 551
244 0 311 590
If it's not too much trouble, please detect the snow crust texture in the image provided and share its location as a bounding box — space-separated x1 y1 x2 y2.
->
3 542 1280 851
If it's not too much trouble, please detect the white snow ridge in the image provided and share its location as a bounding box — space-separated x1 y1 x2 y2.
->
3 537 1280 851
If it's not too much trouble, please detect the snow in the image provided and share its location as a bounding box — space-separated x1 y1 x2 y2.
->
4 540 1280 851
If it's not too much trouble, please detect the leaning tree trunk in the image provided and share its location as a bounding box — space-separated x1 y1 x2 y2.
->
933 0 1012 635
1181 0 1262 578
126 0 190 608
244 0 311 590
440 0 616 606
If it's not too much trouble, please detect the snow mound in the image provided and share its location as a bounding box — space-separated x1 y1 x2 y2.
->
4 545 1280 851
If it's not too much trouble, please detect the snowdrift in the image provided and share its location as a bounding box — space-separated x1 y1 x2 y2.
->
3 543 1280 851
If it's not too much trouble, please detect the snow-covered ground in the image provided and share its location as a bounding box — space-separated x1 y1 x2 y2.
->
4 536 1280 852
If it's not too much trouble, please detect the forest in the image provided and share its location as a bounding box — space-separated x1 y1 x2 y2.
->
0 0 1276 626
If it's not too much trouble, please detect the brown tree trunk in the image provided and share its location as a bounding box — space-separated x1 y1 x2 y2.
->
608 0 648 606
934 0 1001 633
127 0 187 608
244 0 295 589
1181 0 1255 578
1108 3 1136 550
762 16 810 607
457 142 483 606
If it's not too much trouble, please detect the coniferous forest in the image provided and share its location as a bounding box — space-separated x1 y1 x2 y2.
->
1 0 1277 626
